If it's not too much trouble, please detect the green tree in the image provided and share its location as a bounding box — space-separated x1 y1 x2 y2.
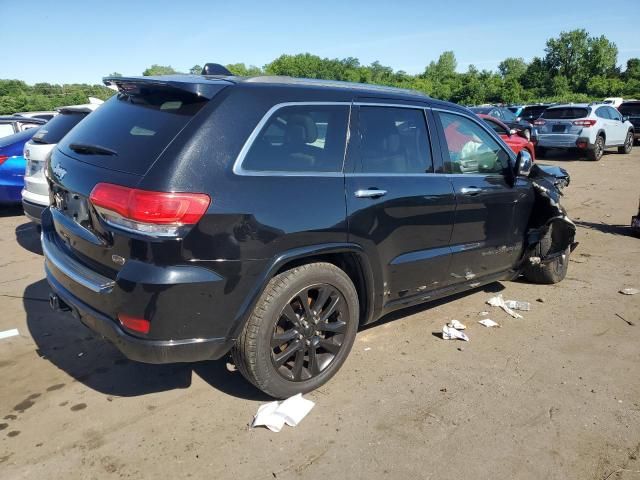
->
544 29 590 88
225 63 263 76
108 72 123 77
142 64 177 76
189 65 202 75
498 57 527 80
623 58 640 80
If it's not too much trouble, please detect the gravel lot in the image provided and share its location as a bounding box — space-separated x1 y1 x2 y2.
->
1 148 639 480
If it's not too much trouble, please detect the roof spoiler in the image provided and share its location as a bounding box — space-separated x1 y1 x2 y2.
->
201 63 232 76
102 75 231 99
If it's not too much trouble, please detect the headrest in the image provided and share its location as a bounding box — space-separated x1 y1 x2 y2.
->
285 114 318 144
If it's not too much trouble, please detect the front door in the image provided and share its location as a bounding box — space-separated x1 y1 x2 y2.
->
346 104 457 307
433 109 530 283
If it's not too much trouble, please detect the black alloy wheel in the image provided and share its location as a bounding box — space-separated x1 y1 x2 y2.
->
271 284 348 381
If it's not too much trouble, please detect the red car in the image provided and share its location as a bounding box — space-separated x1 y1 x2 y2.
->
477 113 536 161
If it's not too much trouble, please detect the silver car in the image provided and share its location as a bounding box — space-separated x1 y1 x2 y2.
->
534 103 634 161
22 102 102 222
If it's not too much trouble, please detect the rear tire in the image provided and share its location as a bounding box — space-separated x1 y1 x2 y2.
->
618 131 633 154
232 262 359 399
523 231 570 284
587 135 604 161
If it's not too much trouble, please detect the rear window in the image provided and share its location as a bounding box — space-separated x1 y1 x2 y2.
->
619 103 640 116
542 107 589 120
521 106 547 118
31 111 88 145
58 89 209 175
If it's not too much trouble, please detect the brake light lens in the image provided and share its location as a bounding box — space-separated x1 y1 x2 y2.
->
0 155 8 166
534 119 546 126
89 183 210 237
572 119 597 127
118 314 150 334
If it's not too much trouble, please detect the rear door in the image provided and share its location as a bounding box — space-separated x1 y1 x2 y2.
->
606 106 627 144
433 109 532 282
346 102 457 306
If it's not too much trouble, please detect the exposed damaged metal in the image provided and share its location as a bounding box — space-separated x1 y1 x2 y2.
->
520 164 577 266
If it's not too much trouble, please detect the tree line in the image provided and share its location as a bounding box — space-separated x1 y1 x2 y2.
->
1 29 639 115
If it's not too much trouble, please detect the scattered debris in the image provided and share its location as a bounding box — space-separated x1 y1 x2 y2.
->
442 325 469 342
615 313 635 327
0 328 19 340
447 319 467 330
619 288 639 295
486 295 523 319
478 319 500 328
504 300 531 311
478 311 489 316
364 347 371 351
251 393 315 432
457 346 464 352
77 352 84 357
536 298 545 303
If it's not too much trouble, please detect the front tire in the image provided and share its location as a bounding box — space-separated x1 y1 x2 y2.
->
618 131 633 154
232 262 359 398
587 135 604 161
523 230 570 284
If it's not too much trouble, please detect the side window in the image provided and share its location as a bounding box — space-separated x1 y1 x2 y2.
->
501 108 516 122
437 111 511 175
491 109 502 119
595 107 610 119
608 107 622 121
242 104 349 173
357 106 433 174
485 118 509 136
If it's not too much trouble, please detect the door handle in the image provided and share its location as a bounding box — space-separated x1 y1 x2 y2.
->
460 187 483 195
355 189 387 198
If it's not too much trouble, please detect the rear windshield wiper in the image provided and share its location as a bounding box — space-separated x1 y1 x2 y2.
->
69 143 118 156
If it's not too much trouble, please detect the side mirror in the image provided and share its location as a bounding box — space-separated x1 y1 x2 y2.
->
515 150 533 177
622 115 629 122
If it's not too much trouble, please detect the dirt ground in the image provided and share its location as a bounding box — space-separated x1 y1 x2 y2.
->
0 148 639 480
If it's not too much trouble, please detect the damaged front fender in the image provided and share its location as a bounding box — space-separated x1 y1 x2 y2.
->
521 164 577 266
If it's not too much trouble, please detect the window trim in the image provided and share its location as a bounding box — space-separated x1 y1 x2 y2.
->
432 107 516 177
232 101 352 177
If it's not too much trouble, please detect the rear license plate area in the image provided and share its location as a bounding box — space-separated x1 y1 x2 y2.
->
52 188 92 228
552 125 566 133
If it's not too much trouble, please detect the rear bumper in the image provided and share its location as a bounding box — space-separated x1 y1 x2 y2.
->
41 208 242 363
47 272 233 363
22 198 46 223
537 134 594 149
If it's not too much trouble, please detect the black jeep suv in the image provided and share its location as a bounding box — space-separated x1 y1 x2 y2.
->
42 72 575 398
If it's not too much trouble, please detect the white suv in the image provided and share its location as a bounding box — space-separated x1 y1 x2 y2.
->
22 101 102 222
534 103 634 161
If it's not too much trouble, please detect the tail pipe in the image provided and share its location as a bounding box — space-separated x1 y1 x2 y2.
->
49 293 71 312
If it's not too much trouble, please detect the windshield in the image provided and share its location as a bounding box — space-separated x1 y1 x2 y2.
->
619 103 640 116
542 107 590 120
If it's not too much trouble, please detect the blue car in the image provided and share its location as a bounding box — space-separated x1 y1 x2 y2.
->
0 128 40 204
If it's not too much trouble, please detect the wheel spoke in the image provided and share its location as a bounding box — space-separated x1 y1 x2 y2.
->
297 289 313 321
273 340 302 367
318 338 341 355
317 319 347 334
320 295 341 322
291 348 305 380
281 303 300 327
271 329 298 348
308 344 321 375
312 286 332 315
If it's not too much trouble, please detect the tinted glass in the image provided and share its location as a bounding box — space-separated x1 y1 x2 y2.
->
542 107 590 119
483 118 509 135
595 107 611 119
607 107 622 121
242 104 349 173
58 90 208 175
438 112 510 175
357 106 433 174
31 111 88 145
469 107 491 114
619 103 640 116
521 106 547 119
500 108 516 122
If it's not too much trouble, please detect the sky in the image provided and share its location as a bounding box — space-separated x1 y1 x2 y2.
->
1 0 638 85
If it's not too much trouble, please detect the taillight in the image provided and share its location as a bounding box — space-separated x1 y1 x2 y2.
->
89 183 210 237
0 155 8 166
534 120 546 126
572 119 597 127
118 314 150 334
